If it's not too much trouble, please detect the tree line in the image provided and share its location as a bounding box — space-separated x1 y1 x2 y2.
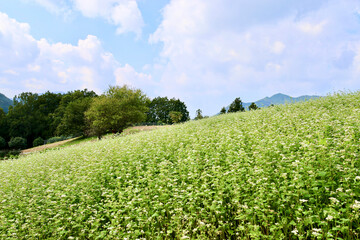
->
194 97 259 120
0 85 189 150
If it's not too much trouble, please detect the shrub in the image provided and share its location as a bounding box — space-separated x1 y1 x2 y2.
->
47 136 67 144
0 137 6 149
8 137 27 150
33 137 44 147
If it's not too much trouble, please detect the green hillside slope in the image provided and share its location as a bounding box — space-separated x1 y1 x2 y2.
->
0 92 360 239
0 93 12 113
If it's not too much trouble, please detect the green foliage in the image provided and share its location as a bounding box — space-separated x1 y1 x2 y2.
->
194 109 204 120
47 136 67 144
1 92 360 239
146 96 190 124
169 111 183 123
53 89 97 136
228 97 245 113
56 97 93 136
32 137 44 147
0 108 8 139
220 106 227 114
0 150 21 160
86 85 149 139
0 136 6 149
7 91 62 145
248 102 259 110
8 137 27 149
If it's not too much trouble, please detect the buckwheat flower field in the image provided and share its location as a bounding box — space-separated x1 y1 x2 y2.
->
1 92 360 239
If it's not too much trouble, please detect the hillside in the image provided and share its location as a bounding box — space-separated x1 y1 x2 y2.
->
0 92 360 239
0 93 12 113
227 93 320 110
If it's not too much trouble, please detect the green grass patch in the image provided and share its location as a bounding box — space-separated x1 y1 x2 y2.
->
0 92 360 239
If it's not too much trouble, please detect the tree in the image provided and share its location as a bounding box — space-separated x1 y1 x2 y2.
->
7 92 62 146
228 97 245 113
8 137 27 150
0 108 8 140
169 111 183 124
33 137 44 147
220 107 227 114
56 97 94 136
194 109 204 120
146 97 190 124
248 102 259 111
52 89 97 135
0 136 6 149
86 85 149 139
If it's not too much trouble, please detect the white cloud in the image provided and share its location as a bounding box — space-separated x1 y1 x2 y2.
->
271 41 286 54
151 0 360 116
26 0 72 17
25 0 144 37
298 20 327 35
0 12 151 97
115 64 153 88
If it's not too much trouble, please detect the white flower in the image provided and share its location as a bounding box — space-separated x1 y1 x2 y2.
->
300 199 308 203
326 215 334 221
291 228 299 235
355 176 360 181
312 228 322 237
351 200 360 210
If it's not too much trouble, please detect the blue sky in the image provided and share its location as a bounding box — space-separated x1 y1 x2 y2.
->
1 0 360 117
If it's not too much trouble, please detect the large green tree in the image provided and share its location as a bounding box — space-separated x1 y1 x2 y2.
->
86 85 149 139
146 97 190 124
52 89 97 133
228 97 245 113
54 89 97 136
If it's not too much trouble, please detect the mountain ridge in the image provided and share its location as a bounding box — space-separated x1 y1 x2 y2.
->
0 93 13 113
224 93 321 112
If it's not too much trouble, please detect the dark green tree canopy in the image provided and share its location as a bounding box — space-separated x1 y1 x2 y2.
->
220 107 227 114
8 137 27 150
228 97 245 113
248 102 259 111
0 136 6 149
146 97 189 124
0 108 8 140
52 89 97 133
7 92 62 146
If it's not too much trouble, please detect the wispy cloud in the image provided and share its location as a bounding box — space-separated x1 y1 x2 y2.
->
25 0 144 37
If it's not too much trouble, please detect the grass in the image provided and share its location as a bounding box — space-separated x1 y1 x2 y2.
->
0 92 360 239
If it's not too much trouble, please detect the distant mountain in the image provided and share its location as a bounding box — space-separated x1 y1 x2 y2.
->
223 93 321 112
242 93 321 109
0 93 13 113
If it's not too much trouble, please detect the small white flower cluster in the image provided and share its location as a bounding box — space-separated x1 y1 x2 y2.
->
312 228 322 237
291 228 299 235
351 200 360 210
